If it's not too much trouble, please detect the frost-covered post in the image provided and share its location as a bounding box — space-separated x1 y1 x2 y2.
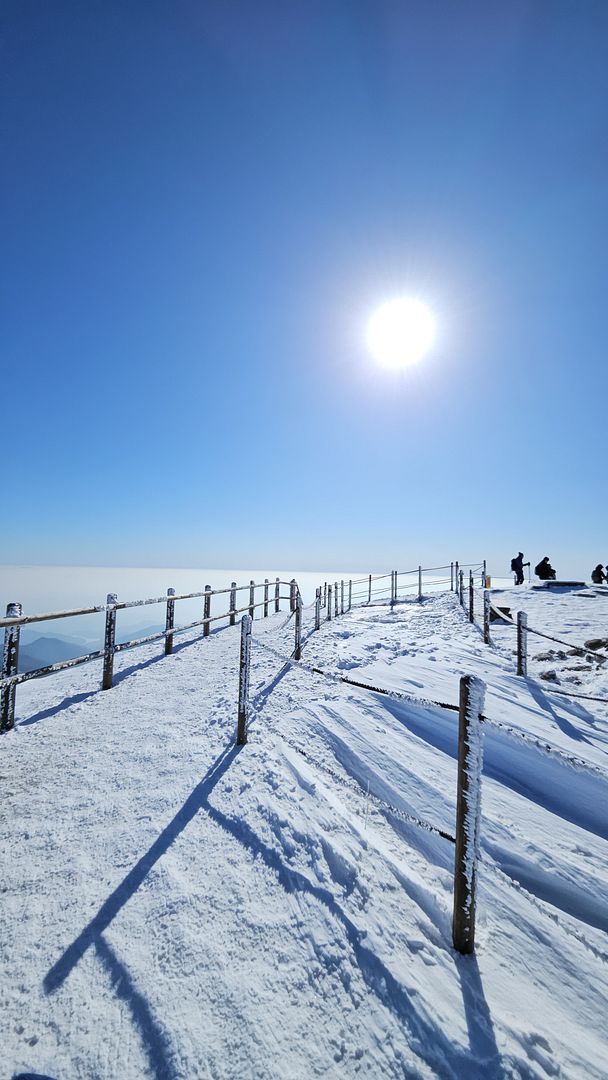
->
459 571 464 607
294 595 303 660
455 561 459 595
164 588 176 656
263 578 269 618
248 580 255 620
229 582 237 626
340 580 344 615
517 611 528 677
327 585 332 621
102 593 118 690
368 574 372 603
323 582 327 608
1 602 22 732
451 562 454 591
334 582 339 618
468 571 474 623
453 674 486 955
418 565 422 602
203 585 211 637
275 578 280 613
236 614 252 746
483 590 491 645
290 579 297 613
348 580 352 610
315 588 321 630
482 560 487 589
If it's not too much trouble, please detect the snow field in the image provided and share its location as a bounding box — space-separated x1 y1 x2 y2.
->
2 590 607 1078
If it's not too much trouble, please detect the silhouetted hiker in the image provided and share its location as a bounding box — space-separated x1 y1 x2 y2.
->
510 552 530 585
591 564 606 585
535 556 556 581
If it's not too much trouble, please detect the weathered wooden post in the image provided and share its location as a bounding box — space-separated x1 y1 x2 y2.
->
315 588 321 630
517 611 528 677
248 580 255 619
323 582 327 608
203 585 212 637
368 574 372 603
451 562 454 591
264 578 269 618
102 593 118 690
468 571 474 623
452 674 486 955
455 561 459 595
164 588 176 656
275 577 280 613
334 582 339 618
290 579 297 613
340 580 344 615
418 565 423 602
1 602 22 732
348 580 352 610
483 590 491 645
236 614 252 746
482 560 487 589
459 570 464 607
294 595 303 660
229 582 237 626
327 585 332 620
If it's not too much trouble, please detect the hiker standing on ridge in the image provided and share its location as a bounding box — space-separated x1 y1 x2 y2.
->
535 556 557 581
591 564 606 584
511 552 529 585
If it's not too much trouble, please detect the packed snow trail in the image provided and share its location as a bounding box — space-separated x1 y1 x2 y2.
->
2 592 607 1078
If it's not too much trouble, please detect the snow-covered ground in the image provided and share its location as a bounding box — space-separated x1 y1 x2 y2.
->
2 587 607 1078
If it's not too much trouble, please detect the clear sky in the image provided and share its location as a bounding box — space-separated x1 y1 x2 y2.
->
3 1 607 577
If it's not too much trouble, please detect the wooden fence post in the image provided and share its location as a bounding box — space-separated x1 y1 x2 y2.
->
327 585 332 620
340 580 344 615
517 611 528 676
248 580 255 619
452 674 486 954
455 561 459 596
459 570 464 606
418 565 422 602
348 580 352 610
290 579 297 613
264 578 269 618
323 582 327 608
468 571 474 623
368 574 372 603
483 590 491 645
275 578 280 613
236 614 252 746
102 593 118 690
1 602 22 732
204 585 211 637
164 588 176 656
315 588 321 630
230 582 237 626
334 582 339 618
482 560 487 589
294 595 303 660
451 562 454 591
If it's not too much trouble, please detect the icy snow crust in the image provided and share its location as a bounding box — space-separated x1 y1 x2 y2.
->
2 591 608 1078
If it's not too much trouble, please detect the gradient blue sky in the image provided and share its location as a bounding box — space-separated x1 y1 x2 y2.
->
3 1 607 576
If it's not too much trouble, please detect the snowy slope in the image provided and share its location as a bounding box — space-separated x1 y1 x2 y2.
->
1 590 607 1079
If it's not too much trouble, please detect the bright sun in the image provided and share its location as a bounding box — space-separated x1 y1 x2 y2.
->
367 297 436 368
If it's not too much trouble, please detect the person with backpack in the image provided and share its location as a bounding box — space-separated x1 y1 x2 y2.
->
535 556 557 581
511 552 529 585
591 564 606 585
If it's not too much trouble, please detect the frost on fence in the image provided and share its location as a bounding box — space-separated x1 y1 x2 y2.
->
453 674 486 954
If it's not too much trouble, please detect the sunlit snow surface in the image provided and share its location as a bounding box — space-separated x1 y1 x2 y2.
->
2 588 607 1078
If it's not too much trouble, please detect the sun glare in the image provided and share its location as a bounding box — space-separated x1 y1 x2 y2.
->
367 297 436 368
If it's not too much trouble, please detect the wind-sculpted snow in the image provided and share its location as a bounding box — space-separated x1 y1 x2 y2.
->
1 592 607 1078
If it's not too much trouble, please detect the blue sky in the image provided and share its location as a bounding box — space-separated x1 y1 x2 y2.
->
3 1 607 576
